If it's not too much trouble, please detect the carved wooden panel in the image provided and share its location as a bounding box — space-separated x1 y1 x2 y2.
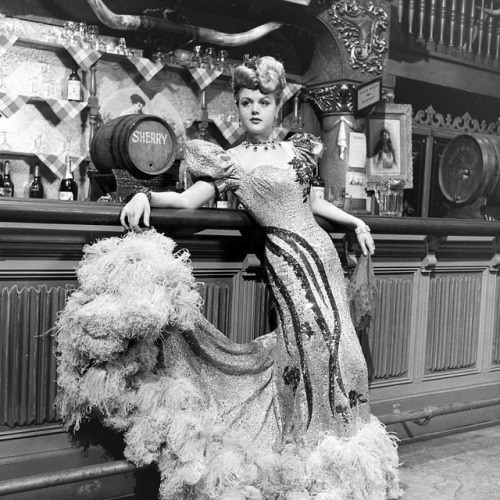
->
492 274 500 366
425 273 481 373
0 284 71 427
363 275 413 381
229 272 272 343
197 281 231 335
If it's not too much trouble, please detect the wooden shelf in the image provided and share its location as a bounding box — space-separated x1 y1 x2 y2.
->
0 151 90 162
0 150 37 159
15 36 303 84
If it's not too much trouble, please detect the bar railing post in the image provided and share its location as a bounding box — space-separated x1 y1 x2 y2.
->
475 0 486 63
416 0 427 45
447 0 458 55
483 0 495 65
436 0 448 53
457 0 467 57
493 19 500 68
408 0 416 45
427 0 438 50
465 0 476 60
396 0 405 42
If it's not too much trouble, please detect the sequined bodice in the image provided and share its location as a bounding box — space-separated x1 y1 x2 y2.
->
231 161 318 235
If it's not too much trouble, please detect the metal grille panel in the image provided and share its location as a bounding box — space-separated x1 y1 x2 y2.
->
426 274 480 373
363 276 412 380
1 285 71 427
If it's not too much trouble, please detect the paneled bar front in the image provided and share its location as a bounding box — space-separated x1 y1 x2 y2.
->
1 199 500 437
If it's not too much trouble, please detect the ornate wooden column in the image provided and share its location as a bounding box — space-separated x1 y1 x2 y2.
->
302 0 392 213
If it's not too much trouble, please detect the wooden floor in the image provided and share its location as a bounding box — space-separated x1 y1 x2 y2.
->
3 423 500 499
398 423 500 500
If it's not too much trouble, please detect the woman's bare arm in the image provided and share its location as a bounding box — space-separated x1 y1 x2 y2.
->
120 180 216 232
309 189 375 256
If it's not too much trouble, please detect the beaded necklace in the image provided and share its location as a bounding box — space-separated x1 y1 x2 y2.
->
241 139 282 152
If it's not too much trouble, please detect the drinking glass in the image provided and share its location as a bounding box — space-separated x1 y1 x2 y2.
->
217 49 228 72
204 47 215 69
34 134 43 152
0 131 12 150
375 179 405 216
191 45 203 67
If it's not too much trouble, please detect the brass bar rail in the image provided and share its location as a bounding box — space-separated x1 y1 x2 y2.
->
0 397 499 496
0 461 145 495
380 396 500 425
2 198 500 236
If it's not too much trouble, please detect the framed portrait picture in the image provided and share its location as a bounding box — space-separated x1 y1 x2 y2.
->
366 103 413 188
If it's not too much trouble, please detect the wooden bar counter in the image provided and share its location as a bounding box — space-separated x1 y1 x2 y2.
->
1 198 500 498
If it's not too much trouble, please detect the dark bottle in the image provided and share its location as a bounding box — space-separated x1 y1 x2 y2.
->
67 64 82 101
29 163 44 199
216 190 230 209
3 160 14 197
311 172 325 200
59 155 78 201
0 162 4 197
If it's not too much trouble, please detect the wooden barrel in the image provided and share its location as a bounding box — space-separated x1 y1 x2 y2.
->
439 134 500 205
90 114 178 179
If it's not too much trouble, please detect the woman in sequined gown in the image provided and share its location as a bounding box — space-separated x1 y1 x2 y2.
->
118 56 401 499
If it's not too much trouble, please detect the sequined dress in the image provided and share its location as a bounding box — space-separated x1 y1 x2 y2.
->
56 133 401 500
170 133 401 497
185 133 368 441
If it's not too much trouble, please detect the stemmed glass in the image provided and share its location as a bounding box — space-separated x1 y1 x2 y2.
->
0 131 13 151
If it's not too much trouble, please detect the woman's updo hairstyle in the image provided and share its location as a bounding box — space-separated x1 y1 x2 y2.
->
232 55 286 103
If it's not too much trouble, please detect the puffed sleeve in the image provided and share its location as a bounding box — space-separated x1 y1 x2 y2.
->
183 139 240 194
289 132 324 170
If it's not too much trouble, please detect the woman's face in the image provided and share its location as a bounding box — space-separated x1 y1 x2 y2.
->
237 88 279 141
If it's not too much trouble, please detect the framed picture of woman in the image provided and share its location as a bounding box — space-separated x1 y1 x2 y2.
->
366 103 413 188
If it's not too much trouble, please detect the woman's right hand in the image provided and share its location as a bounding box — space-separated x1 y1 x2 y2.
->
120 193 151 232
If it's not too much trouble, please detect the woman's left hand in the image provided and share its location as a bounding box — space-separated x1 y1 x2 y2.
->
357 231 375 256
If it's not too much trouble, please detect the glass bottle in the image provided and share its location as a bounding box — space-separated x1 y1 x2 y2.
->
0 162 4 197
204 47 215 69
118 38 128 55
3 160 14 197
217 49 228 73
79 23 89 49
191 45 203 67
29 70 39 95
59 155 78 201
67 64 82 101
29 163 44 199
70 21 80 47
0 131 12 150
59 21 73 45
87 25 99 50
311 172 325 199
216 190 230 209
290 94 304 132
40 63 55 98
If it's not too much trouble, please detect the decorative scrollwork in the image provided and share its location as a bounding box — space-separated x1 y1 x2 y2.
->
413 106 500 135
328 0 389 74
303 83 357 116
